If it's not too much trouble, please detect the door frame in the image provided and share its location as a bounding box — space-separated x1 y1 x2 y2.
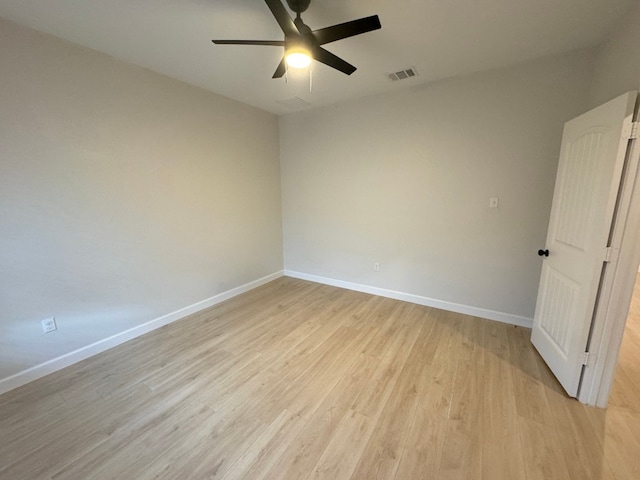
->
578 93 640 407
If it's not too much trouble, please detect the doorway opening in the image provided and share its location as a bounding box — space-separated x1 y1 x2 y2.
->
607 269 640 411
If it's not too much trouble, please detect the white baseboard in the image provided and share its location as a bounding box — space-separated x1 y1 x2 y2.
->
0 271 284 396
285 270 533 328
1 269 532 396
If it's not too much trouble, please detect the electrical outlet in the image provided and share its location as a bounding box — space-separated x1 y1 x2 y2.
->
41 317 57 334
373 262 380 272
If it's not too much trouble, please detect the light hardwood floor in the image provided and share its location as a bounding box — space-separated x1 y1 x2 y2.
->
0 277 639 479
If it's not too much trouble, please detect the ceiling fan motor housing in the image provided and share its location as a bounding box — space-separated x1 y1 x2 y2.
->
286 0 311 14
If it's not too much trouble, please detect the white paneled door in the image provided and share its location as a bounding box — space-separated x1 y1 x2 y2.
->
532 91 638 397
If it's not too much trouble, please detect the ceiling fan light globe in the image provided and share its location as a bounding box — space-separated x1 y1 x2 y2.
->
286 52 311 69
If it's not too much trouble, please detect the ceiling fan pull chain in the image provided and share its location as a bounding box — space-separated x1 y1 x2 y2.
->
309 65 313 92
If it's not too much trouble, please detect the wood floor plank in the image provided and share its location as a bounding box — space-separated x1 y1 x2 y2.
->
308 409 374 480
349 312 432 480
133 388 270 480
414 309 461 420
481 321 527 480
217 409 306 480
0 383 154 477
285 327 377 420
350 324 420 420
438 419 483 480
507 324 555 427
438 316 484 479
263 354 379 480
584 408 640 480
252 325 363 424
393 405 448 480
55 402 215 480
518 416 572 480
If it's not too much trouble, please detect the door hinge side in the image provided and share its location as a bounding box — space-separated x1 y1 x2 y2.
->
583 351 597 367
623 121 639 139
603 246 613 262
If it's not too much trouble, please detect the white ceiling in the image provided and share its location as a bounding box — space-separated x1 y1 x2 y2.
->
0 0 635 115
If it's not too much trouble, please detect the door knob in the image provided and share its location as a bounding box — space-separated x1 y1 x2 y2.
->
538 249 549 257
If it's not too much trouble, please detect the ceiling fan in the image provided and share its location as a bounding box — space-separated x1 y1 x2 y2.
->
212 0 381 78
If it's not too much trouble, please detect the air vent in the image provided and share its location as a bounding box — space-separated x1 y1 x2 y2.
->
388 67 418 81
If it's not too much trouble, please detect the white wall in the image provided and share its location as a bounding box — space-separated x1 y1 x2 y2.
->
280 50 594 323
0 18 283 381
589 0 640 107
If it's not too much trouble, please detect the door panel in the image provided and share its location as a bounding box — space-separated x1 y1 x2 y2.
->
536 266 578 357
531 91 637 397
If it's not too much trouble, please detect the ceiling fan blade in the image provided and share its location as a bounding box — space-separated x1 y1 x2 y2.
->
311 46 357 75
273 57 287 78
264 0 300 36
212 40 285 46
312 15 381 45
